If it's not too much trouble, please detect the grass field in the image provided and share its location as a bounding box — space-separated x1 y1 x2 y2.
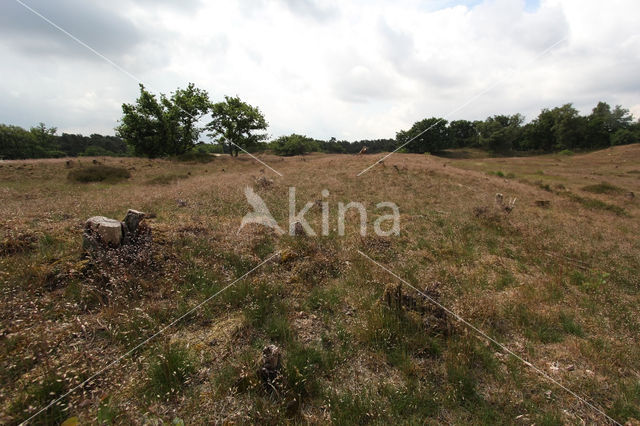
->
1 145 639 424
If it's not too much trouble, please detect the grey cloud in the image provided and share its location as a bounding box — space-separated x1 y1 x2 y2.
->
0 0 142 60
280 0 338 22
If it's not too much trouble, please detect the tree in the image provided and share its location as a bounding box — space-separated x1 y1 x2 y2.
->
477 114 524 154
448 120 477 148
396 117 449 153
116 83 211 157
271 134 317 156
207 96 268 156
30 123 60 156
586 102 634 148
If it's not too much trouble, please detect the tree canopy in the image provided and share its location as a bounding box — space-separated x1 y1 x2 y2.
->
116 83 211 157
207 96 268 157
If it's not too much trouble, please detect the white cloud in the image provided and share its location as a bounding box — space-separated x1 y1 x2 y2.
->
0 0 638 139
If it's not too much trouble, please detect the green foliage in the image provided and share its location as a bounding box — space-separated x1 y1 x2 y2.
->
271 133 318 156
145 343 196 400
67 165 131 183
477 114 524 153
117 83 211 157
611 128 638 146
449 119 478 148
207 96 268 156
396 117 449 153
558 149 574 155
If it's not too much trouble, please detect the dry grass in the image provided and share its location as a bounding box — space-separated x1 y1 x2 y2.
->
0 146 639 424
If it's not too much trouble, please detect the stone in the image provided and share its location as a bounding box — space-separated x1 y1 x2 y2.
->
83 209 147 250
123 209 145 235
84 216 123 248
293 221 306 236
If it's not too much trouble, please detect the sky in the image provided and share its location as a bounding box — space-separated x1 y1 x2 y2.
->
0 0 638 141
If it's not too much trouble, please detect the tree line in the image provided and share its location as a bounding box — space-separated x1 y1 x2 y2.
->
1 82 637 160
0 123 129 160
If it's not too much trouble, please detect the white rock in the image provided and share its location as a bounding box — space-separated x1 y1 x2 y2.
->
85 216 123 247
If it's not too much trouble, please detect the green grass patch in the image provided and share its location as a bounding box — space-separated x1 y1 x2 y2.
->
243 283 292 343
582 181 625 195
145 343 196 400
567 193 628 216
361 307 441 369
10 374 68 424
509 304 567 344
559 312 585 337
67 165 131 183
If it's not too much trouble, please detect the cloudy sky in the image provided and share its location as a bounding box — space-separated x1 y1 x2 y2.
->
0 0 638 140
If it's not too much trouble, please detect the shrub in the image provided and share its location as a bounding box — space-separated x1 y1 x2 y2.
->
558 149 574 156
67 165 130 183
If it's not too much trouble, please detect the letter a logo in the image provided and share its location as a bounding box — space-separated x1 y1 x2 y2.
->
239 187 285 235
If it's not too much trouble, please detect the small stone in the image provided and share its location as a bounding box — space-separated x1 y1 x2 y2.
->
544 390 552 400
262 344 280 371
293 221 306 236
123 209 145 234
177 199 188 207
84 216 123 248
566 364 575 371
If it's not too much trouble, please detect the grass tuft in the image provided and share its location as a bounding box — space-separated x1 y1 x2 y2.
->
145 343 196 400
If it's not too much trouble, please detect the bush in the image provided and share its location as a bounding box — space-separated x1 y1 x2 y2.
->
67 165 131 183
558 149 574 156
271 134 318 156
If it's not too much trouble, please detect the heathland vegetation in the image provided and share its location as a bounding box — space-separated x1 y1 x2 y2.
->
1 145 639 424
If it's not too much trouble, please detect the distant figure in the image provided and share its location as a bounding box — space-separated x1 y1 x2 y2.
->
357 147 368 155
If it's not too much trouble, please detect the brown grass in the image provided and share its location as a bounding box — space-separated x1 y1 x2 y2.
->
0 147 639 424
